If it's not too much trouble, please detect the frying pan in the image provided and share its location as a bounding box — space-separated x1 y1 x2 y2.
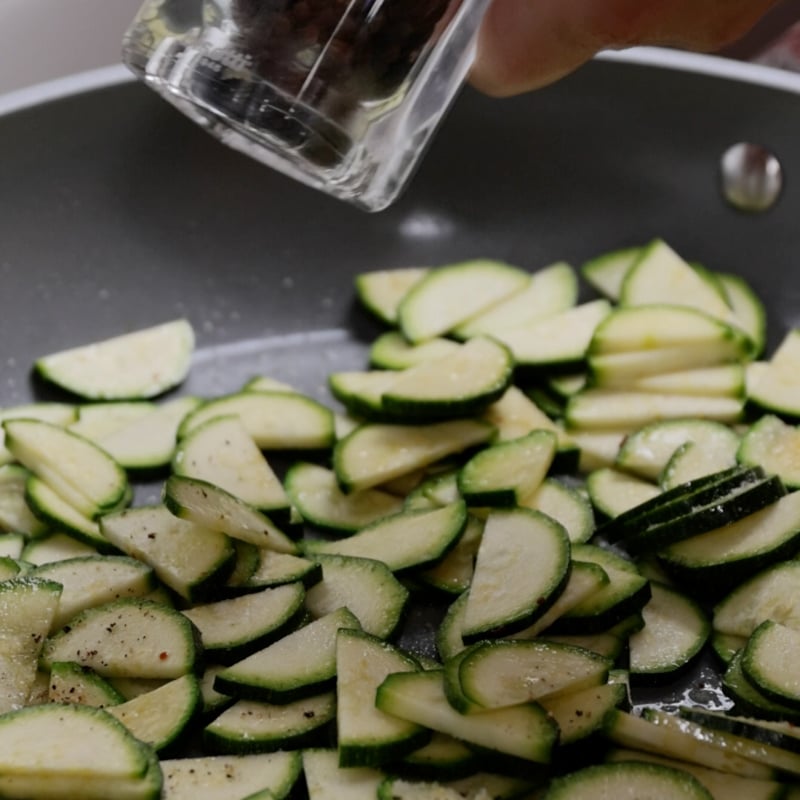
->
0 48 799 708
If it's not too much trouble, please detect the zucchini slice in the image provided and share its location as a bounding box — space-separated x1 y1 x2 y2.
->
164 475 298 554
0 703 163 800
581 245 642 301
0 402 78 466
284 462 403 534
203 692 336 754
214 607 360 703
21 530 98 565
161 751 301 800
746 329 800 418
628 582 710 681
355 266 430 325
454 639 611 710
181 583 306 664
453 261 578 338
375 669 558 763
586 468 661 520
369 332 461 370
723 649 800 725
178 390 334 450
42 598 201 679
100 504 236 602
304 502 467 573
397 259 529 343
34 318 194 400
718 271 767 357
172 415 290 518
333 420 494 493
541 681 627 747
68 400 156 443
738 414 800 489
0 464 47 536
303 748 383 800
457 429 556 507
106 673 201 752
0 577 62 714
542 761 713 800
32 554 156 630
304 553 409 639
462 509 570 641
48 660 126 707
416 514 484 595
741 620 800 709
4 418 129 520
520 477 595 544
337 628 429 767
380 336 513 420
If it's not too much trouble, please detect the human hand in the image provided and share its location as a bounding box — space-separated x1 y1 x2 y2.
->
471 0 781 96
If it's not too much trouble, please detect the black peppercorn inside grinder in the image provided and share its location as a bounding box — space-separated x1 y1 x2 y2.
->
122 0 492 211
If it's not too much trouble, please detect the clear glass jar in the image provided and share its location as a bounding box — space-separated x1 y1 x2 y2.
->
122 0 491 211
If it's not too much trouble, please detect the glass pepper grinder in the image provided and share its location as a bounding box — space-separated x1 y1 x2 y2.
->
122 0 492 211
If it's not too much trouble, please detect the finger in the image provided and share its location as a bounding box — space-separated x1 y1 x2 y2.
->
470 0 781 97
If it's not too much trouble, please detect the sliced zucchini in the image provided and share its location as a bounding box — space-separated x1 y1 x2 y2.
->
4 418 129 519
333 420 494 493
370 332 461 370
203 692 336 754
34 318 194 400
214 607 359 703
718 271 767 357
25 474 113 551
603 709 775 779
569 429 628 472
454 639 611 710
628 582 710 681
396 733 479 781
658 489 800 590
742 620 800 709
163 474 297 554
746 329 800 418
98 395 202 470
100 504 236 602
620 239 737 325
397 259 530 343
226 548 321 592
714 560 800 638
723 649 800 725
355 266 430 325
645 707 800 778
0 703 163 800
337 627 429 767
304 553 409 639
606 748 786 800
739 414 800 489
622 364 745 397
304 502 467 573
616 418 741 482
0 464 48 536
107 673 201 752
32 554 156 630
457 429 556 507
453 261 578 338
68 400 156 443
178 390 334 451
711 630 747 665
520 477 595 544
0 577 62 714
416 514 484 595
580 245 642 301
303 748 383 800
161 751 301 800
566 390 744 431
48 660 126 707
620 474 785 556
541 681 627 747
285 462 403 535
660 438 740 490
493 299 612 370
375 669 558 763
462 508 570 641
380 336 513 420
42 598 200 679
0 554 22 580
21 530 98 565
0 402 78 466
181 583 305 663
550 544 650 634
586 468 661 519
542 761 713 800
172 415 290 517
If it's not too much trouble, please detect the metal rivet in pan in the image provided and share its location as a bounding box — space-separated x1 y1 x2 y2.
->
720 142 783 213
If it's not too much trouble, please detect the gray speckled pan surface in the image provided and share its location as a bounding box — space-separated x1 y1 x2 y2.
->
0 51 798 691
